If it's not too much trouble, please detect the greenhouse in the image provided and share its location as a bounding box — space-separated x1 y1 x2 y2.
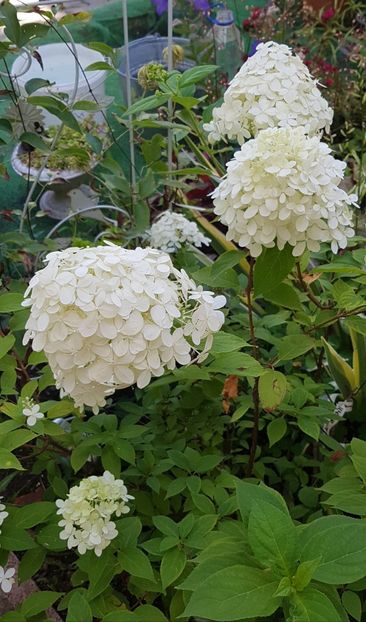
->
0 0 365 619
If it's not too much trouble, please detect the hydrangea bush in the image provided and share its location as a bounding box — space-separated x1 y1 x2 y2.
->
0 9 366 622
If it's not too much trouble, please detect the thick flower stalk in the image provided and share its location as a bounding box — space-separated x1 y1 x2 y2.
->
203 41 333 144
212 127 357 257
23 245 225 413
56 471 133 556
149 211 210 253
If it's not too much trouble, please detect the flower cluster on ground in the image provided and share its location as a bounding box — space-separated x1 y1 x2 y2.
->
149 211 210 253
203 41 333 144
56 471 133 556
22 245 225 413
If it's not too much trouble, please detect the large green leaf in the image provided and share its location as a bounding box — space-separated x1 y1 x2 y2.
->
300 515 366 584
66 593 92 622
236 480 289 524
183 565 280 621
290 588 343 622
248 500 297 574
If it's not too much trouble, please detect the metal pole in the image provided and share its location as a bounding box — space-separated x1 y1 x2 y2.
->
167 0 173 196
122 0 137 198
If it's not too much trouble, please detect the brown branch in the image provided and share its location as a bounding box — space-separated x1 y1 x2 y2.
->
246 257 261 478
296 263 334 310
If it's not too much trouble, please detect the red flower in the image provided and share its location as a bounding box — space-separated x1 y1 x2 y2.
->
322 6 335 21
324 77 334 87
242 18 252 28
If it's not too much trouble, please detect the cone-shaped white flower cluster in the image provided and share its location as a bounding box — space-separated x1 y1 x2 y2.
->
149 211 210 253
56 471 133 556
212 127 357 257
203 41 333 144
23 245 225 413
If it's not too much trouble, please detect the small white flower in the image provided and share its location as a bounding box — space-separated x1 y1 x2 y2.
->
22 398 44 427
212 127 357 257
149 211 210 253
0 566 15 593
203 41 333 144
23 245 225 413
0 497 8 532
56 471 133 556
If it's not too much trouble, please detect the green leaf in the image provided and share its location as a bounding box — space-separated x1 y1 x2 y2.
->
293 559 321 592
66 592 93 622
248 500 297 574
267 417 287 447
180 64 217 87
160 547 186 590
208 352 263 377
153 516 179 537
134 200 150 232
341 591 361 621
0 292 24 313
0 333 15 359
236 480 289 524
290 588 342 622
211 332 249 353
210 251 243 278
322 337 354 399
276 335 315 363
119 547 154 581
259 370 287 410
15 502 55 529
183 565 279 621
87 550 117 599
113 439 135 465
85 61 114 71
253 245 296 297
300 515 366 584
24 78 53 95
0 429 35 451
20 591 61 617
264 283 302 309
18 547 46 582
0 448 23 470
0 1 21 46
125 94 169 116
297 415 320 441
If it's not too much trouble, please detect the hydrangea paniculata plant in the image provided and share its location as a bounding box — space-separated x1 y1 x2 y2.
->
203 41 333 144
23 245 225 413
149 211 210 253
56 471 133 556
212 127 357 257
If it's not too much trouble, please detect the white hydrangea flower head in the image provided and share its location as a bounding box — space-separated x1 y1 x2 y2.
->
203 41 334 144
149 211 210 253
56 471 133 556
0 566 15 593
21 398 44 427
212 127 357 257
23 245 225 413
0 497 8 532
